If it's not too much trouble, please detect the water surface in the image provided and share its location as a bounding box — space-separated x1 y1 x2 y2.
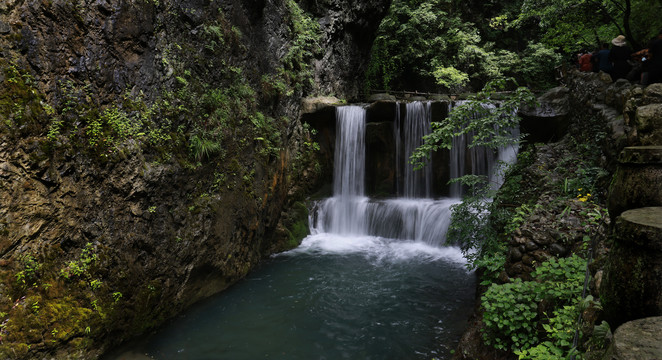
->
109 234 475 360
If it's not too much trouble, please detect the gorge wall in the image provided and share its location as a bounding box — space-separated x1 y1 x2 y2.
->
0 0 390 358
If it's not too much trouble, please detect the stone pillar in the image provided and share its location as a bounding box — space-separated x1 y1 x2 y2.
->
607 146 662 220
601 207 662 328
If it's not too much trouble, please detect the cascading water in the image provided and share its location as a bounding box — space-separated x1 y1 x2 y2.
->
448 101 520 197
311 104 456 246
403 102 433 198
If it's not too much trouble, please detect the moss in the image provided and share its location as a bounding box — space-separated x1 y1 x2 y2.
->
0 60 49 136
284 201 310 249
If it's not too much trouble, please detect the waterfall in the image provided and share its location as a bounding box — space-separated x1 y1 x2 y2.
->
319 106 368 235
403 102 432 198
448 101 519 197
309 101 519 246
334 106 366 197
311 104 457 246
394 102 401 196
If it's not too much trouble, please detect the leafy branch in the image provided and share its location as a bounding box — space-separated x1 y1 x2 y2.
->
410 78 537 170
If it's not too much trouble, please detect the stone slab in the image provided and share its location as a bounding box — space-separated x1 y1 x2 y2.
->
618 146 662 164
606 316 662 360
616 207 662 250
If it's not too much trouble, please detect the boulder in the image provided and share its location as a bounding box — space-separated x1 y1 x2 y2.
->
519 86 571 143
301 96 342 114
634 104 662 145
605 79 638 112
643 83 662 102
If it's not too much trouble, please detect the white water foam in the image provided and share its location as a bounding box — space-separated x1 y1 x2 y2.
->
281 233 468 266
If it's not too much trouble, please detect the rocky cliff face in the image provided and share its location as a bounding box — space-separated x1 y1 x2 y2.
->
0 0 390 358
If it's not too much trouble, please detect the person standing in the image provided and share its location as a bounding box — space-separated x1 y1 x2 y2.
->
578 49 593 72
648 30 662 84
610 35 632 80
594 43 613 75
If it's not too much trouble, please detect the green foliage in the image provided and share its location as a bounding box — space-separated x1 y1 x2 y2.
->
510 0 662 51
504 203 540 235
515 305 581 359
431 65 469 90
515 341 567 360
60 243 98 280
518 43 563 89
412 78 537 169
445 177 501 267
474 248 507 286
531 255 586 302
251 112 282 159
365 0 565 92
279 0 321 93
366 0 485 91
189 134 223 161
482 278 541 351
15 255 42 287
482 254 587 353
0 61 49 136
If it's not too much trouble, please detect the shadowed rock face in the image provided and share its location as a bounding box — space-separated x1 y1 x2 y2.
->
0 0 389 103
302 0 391 100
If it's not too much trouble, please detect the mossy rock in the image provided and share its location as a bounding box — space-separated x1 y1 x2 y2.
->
368 93 396 102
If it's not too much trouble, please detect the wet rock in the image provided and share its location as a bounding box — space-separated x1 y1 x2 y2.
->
605 79 637 112
524 240 539 251
531 250 551 264
549 243 567 257
508 247 523 262
531 231 554 246
0 20 10 34
522 254 535 266
633 104 662 145
301 96 341 114
506 262 534 278
643 83 662 102
497 270 510 284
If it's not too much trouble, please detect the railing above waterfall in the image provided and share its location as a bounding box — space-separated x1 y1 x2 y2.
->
364 89 521 101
